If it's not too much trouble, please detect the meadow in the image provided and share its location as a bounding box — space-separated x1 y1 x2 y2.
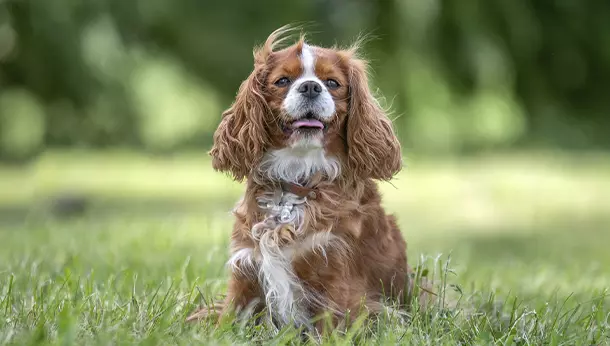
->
1 151 609 345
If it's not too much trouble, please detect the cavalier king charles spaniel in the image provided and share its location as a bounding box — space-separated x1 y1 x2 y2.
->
187 26 429 333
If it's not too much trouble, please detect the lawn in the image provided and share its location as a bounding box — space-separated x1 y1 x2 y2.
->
1 150 609 344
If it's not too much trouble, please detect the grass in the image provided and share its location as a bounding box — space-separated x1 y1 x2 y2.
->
1 150 610 344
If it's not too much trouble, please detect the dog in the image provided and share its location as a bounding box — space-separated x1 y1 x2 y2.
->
187 26 428 333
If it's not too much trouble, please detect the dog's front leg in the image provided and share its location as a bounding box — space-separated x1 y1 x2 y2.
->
187 272 262 323
222 272 263 319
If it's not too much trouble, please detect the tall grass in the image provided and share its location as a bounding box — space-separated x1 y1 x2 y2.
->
1 151 609 344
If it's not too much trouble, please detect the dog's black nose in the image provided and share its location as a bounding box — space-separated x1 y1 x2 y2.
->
298 81 322 99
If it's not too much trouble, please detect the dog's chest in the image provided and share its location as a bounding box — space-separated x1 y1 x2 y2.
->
229 187 345 327
251 191 311 325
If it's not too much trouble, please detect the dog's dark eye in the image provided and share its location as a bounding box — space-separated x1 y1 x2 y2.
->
325 79 340 89
274 77 291 87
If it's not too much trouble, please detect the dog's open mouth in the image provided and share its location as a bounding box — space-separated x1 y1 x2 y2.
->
283 113 327 136
291 118 325 130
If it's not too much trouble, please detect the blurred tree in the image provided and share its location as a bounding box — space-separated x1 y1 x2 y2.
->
0 0 138 157
367 0 409 127
0 0 609 160
434 0 610 149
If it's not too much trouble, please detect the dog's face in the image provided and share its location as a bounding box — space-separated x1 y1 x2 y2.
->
265 42 349 150
210 27 402 182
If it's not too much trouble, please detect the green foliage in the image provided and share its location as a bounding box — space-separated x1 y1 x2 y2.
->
1 0 610 159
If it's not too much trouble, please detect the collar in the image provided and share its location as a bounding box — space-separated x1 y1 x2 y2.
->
280 181 318 200
278 172 322 200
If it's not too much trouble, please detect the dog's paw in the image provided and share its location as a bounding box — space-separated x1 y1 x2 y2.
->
273 224 296 246
186 302 224 323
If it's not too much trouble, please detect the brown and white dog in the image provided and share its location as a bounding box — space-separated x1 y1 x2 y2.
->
188 26 426 332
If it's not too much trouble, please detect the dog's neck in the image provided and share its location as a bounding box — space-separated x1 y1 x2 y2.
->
257 147 341 186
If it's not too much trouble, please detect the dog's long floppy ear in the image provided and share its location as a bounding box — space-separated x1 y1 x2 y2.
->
345 55 402 181
209 67 268 181
209 27 295 181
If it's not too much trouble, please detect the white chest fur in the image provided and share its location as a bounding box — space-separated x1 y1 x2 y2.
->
228 146 343 326
255 190 309 326
258 147 340 184
229 192 346 327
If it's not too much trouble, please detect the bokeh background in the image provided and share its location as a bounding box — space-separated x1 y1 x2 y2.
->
1 0 610 322
3 0 610 160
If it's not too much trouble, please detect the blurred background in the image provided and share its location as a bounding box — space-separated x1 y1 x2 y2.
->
2 0 610 160
1 0 610 287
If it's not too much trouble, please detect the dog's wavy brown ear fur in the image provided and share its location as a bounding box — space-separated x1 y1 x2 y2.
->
209 26 299 181
344 51 402 181
208 66 269 181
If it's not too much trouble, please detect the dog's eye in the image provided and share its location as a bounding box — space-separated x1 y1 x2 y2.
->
274 77 291 87
325 79 340 89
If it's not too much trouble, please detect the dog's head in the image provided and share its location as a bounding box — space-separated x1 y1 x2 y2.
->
210 26 402 182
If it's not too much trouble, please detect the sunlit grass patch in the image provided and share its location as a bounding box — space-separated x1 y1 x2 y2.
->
1 150 610 344
1 224 608 344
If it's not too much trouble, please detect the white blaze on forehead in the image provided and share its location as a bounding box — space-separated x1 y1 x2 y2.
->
300 44 316 78
282 42 336 122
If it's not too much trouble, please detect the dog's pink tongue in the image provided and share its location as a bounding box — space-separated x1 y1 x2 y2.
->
292 119 324 129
